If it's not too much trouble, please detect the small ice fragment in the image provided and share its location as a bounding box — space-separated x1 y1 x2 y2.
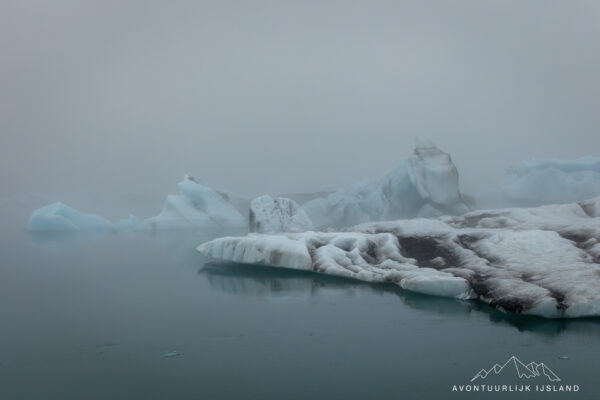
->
558 355 569 360
163 350 180 358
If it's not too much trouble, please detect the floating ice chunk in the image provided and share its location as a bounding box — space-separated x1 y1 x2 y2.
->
27 175 247 232
163 351 180 358
505 156 600 204
303 141 470 228
199 197 600 318
144 175 246 230
249 195 313 233
26 202 115 231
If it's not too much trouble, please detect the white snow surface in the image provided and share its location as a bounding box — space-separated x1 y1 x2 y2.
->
144 175 246 230
26 202 115 231
199 197 600 318
249 195 314 233
303 140 469 228
505 156 600 204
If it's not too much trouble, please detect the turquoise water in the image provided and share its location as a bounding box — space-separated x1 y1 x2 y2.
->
0 225 599 399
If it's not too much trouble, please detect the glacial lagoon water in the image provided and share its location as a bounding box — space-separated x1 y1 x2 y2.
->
1 222 599 399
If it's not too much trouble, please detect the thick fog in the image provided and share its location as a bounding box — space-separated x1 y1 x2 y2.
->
1 0 599 218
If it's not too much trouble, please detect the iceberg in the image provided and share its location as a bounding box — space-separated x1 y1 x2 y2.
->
505 156 600 204
199 197 600 318
26 202 115 231
144 175 246 230
302 140 470 228
27 175 247 232
249 195 314 233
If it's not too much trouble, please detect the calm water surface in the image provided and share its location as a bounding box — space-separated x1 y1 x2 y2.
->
0 218 599 399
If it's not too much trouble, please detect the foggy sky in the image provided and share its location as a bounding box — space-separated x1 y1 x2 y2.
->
2 0 599 213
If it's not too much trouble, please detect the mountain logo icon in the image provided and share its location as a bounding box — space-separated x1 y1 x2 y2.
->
471 356 561 382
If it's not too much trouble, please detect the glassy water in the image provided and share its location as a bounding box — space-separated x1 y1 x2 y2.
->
0 222 599 399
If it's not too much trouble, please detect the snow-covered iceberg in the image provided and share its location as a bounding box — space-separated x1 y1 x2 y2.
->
199 197 600 318
26 202 116 231
505 156 600 204
144 175 246 230
302 140 470 228
249 195 313 233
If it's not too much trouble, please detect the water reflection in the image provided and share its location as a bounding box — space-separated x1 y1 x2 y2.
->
199 262 389 299
200 262 600 337
479 305 600 337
